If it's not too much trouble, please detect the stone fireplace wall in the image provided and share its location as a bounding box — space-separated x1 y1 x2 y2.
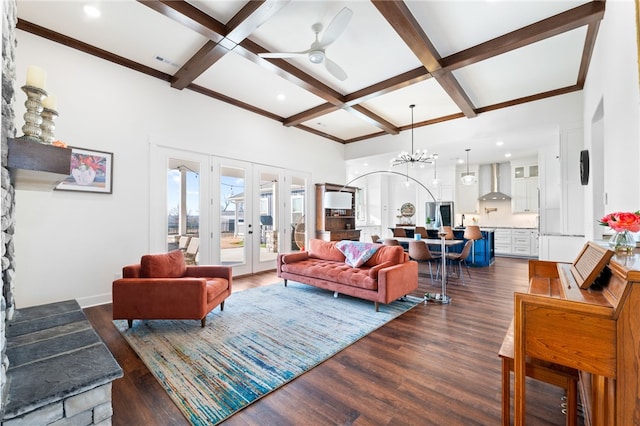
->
1 0 18 412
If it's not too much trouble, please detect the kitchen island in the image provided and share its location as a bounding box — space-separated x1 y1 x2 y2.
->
424 228 495 267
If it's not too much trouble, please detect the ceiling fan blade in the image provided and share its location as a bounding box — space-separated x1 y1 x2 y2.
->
259 51 308 59
324 57 348 81
319 7 353 48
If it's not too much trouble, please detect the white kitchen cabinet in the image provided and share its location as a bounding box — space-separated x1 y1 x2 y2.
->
494 229 512 254
512 177 539 213
513 164 539 179
494 228 538 257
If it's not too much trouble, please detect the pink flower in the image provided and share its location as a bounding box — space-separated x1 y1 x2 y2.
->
598 211 640 232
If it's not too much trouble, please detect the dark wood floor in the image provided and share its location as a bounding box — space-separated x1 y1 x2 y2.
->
84 257 579 425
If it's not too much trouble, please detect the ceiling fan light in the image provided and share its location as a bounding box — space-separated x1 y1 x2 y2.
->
308 50 324 64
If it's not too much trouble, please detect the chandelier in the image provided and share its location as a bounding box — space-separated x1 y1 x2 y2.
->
460 148 477 185
391 104 436 167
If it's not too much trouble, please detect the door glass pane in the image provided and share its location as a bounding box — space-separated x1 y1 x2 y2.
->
290 175 306 252
259 171 279 262
167 159 200 264
220 166 245 265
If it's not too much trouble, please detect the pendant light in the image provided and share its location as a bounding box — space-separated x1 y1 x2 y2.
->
431 154 440 186
460 148 477 185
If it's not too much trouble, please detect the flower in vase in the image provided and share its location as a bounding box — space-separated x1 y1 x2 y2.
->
598 211 640 232
598 210 640 254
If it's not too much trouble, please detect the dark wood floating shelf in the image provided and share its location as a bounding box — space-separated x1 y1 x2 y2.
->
8 137 72 190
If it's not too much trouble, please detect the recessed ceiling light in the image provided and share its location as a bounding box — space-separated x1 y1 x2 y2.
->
363 163 368 167
83 4 101 18
496 141 504 146
505 153 512 158
276 94 285 101
457 158 464 164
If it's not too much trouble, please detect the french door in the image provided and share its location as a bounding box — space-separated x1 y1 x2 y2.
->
214 160 309 275
152 146 309 276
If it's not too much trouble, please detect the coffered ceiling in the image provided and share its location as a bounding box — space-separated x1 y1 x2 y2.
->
16 0 604 148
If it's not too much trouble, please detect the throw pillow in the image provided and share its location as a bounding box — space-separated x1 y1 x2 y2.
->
335 241 379 268
140 250 186 278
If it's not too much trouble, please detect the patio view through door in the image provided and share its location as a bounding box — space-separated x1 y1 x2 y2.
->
156 147 309 276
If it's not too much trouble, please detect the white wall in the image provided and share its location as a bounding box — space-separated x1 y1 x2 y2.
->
12 31 345 308
582 0 640 240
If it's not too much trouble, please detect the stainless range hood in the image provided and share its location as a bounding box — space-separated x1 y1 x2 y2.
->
479 163 511 201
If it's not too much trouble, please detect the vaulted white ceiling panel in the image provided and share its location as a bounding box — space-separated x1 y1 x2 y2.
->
453 27 587 108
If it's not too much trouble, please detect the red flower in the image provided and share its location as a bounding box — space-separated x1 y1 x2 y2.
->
598 211 640 232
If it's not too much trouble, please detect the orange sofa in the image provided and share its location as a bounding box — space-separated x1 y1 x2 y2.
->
112 250 232 327
277 239 418 311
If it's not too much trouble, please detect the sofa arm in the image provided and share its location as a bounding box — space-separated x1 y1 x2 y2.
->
277 251 309 275
185 265 232 281
112 278 209 320
377 261 419 304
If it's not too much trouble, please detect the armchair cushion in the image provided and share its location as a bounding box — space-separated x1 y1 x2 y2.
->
140 250 186 278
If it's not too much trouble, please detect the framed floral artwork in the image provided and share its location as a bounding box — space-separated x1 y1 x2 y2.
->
55 147 113 193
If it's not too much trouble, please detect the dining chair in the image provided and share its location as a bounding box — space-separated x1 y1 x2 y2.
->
445 240 473 285
442 226 455 240
383 238 401 246
408 240 441 285
393 228 407 237
463 225 483 263
414 226 429 238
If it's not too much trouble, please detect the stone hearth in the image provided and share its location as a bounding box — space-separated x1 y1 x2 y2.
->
2 300 122 425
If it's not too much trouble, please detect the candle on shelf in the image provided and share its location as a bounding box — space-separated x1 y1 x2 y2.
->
42 95 57 110
26 66 46 89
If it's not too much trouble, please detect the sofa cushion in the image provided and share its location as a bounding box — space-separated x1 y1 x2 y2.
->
280 259 378 290
140 250 186 278
335 241 379 267
364 245 405 267
308 239 345 262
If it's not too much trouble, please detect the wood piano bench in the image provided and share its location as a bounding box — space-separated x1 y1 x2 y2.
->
499 321 580 426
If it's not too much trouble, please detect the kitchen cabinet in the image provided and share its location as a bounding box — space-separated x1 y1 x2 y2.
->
511 159 539 213
494 228 538 257
494 229 512 255
512 177 539 213
315 183 361 241
513 164 538 179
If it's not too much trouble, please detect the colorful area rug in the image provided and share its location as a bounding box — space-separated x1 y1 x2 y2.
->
114 282 420 425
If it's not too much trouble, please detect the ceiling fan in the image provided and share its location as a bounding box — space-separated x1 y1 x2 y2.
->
258 7 353 81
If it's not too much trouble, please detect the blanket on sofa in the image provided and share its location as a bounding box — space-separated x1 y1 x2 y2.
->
335 241 379 267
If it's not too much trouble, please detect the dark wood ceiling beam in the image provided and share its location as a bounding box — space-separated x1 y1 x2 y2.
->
137 0 226 42
343 112 466 144
576 20 602 87
474 85 582 114
347 105 400 134
441 1 606 72
284 104 341 127
145 0 289 89
187 84 284 122
371 0 477 118
16 19 172 82
344 67 431 106
295 125 346 143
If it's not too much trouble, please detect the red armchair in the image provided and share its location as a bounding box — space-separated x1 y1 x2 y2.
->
112 250 232 328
